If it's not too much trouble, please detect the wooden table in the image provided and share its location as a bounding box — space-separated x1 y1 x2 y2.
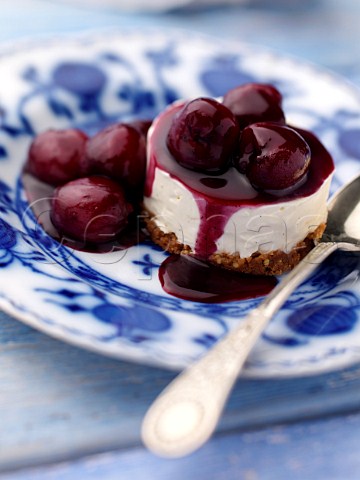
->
1 1 360 478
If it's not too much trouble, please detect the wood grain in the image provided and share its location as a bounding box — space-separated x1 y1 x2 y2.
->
1 311 360 472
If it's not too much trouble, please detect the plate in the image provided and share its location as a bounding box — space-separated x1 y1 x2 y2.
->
0 29 360 377
59 0 246 12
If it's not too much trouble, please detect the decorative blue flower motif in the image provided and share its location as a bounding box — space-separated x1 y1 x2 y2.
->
52 62 107 116
22 66 41 84
0 180 15 213
265 253 360 346
287 304 358 336
0 145 7 159
52 62 107 97
0 31 359 374
0 218 18 268
338 128 360 158
0 219 17 250
262 333 308 347
117 84 156 114
193 333 218 349
92 303 171 342
133 253 160 276
146 44 178 105
200 54 255 97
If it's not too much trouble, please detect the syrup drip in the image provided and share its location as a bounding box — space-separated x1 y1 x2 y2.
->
24 171 277 304
159 254 277 303
145 102 335 261
24 100 334 304
193 198 239 259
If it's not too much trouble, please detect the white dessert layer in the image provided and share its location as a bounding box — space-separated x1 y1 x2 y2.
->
144 168 332 258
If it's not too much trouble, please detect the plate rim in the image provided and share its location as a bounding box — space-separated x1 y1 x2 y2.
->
0 27 360 377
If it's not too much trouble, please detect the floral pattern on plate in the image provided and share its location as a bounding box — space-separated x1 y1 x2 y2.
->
0 29 360 376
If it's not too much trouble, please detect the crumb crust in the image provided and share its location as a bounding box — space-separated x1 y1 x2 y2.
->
144 213 326 275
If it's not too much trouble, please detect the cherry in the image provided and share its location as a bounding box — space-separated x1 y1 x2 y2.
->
235 122 311 191
223 83 285 130
51 176 133 244
129 119 152 137
84 123 146 196
167 98 239 174
27 129 88 186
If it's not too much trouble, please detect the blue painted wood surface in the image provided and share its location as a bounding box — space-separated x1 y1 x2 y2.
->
3 411 360 480
1 0 360 478
2 307 360 478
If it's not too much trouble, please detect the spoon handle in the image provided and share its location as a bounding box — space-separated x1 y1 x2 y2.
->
141 241 338 458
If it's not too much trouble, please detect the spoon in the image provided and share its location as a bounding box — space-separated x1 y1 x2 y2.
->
141 172 360 458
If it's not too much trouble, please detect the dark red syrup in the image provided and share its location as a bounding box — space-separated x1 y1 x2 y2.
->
159 254 277 303
22 168 277 303
22 172 143 254
200 177 228 189
145 102 335 259
24 102 332 305
23 171 276 304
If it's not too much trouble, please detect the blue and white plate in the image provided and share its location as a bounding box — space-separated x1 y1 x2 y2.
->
0 29 359 377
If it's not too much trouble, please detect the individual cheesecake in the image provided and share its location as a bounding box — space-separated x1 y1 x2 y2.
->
143 84 334 275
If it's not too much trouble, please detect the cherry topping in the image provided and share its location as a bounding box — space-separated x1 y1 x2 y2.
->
129 119 152 137
83 123 146 196
27 129 88 186
235 122 311 191
51 176 132 244
159 254 277 303
223 83 285 129
167 98 239 174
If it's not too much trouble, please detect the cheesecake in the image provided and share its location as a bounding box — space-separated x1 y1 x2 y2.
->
143 84 334 275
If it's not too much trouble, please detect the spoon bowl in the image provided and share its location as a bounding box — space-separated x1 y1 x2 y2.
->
323 174 360 247
141 172 360 458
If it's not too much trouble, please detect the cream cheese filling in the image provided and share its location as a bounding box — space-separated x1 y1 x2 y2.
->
144 167 332 258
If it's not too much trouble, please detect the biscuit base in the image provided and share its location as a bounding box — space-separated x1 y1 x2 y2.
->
144 214 326 276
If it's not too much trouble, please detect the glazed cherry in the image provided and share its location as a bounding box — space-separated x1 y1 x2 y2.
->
51 176 133 244
223 83 285 130
129 119 152 137
167 98 239 174
84 123 146 195
27 129 88 186
235 122 311 191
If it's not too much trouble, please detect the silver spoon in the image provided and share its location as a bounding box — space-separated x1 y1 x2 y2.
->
141 172 360 458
